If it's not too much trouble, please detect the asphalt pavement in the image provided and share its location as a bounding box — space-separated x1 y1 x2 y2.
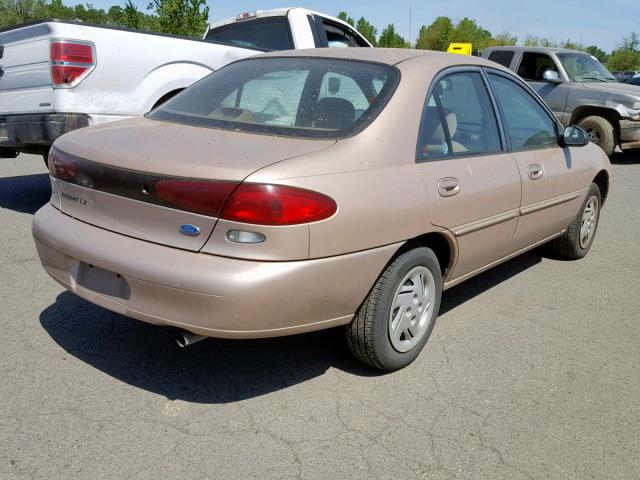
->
1 152 639 479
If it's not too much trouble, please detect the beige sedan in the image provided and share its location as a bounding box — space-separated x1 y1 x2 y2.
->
33 48 610 370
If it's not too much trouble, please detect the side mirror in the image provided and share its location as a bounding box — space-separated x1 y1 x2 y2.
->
561 125 589 147
542 69 561 84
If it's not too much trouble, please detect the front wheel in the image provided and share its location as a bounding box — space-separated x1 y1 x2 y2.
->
346 247 442 371
578 116 616 157
551 183 602 259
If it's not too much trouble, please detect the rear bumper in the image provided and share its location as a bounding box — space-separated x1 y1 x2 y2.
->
620 119 640 144
0 113 90 154
32 203 398 339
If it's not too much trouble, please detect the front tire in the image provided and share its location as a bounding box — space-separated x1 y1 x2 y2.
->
346 247 442 371
578 116 616 157
551 183 601 259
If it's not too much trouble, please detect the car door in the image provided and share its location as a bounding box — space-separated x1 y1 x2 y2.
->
486 70 589 252
416 68 521 281
516 52 571 123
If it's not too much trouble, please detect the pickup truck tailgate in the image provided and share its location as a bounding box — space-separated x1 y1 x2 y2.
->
0 23 54 115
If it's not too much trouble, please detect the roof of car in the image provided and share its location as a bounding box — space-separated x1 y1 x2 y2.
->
257 47 496 67
484 46 589 55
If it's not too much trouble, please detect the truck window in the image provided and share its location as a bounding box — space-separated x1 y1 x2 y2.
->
488 51 514 68
205 17 294 51
517 53 558 81
321 20 369 48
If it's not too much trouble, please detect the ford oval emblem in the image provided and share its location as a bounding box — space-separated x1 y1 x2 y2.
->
179 224 200 236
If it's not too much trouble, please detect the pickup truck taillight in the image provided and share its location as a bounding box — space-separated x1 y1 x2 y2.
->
50 41 95 87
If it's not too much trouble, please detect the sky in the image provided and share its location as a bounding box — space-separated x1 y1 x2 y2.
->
80 0 639 52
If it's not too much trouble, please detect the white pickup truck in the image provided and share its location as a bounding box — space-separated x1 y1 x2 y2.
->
0 8 371 161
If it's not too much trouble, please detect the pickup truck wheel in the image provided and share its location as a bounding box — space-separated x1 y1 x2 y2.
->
551 183 601 259
578 116 616 156
346 247 442 371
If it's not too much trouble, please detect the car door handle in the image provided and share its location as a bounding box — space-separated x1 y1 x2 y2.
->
437 177 460 197
527 164 544 180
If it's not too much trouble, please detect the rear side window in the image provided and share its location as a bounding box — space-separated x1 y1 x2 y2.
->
488 73 558 150
205 17 294 51
417 72 502 160
517 53 558 81
488 50 514 68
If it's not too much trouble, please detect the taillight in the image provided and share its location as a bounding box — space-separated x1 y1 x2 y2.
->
156 180 239 218
222 184 337 226
48 148 76 180
50 41 95 87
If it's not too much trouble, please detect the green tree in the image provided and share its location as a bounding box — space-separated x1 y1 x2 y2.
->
486 31 517 47
606 32 640 71
355 16 377 46
122 0 140 28
147 0 209 37
378 24 409 48
415 16 453 51
448 17 492 50
524 36 559 48
337 11 354 27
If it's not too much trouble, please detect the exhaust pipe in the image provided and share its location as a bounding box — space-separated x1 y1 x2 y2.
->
176 331 206 348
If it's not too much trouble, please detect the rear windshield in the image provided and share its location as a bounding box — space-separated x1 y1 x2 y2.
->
205 17 294 51
149 57 399 139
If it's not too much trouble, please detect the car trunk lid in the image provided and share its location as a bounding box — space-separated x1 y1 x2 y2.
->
52 117 335 251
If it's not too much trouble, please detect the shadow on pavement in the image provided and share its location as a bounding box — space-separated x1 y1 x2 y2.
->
40 249 544 403
40 292 379 404
439 250 542 315
611 149 640 165
0 173 50 214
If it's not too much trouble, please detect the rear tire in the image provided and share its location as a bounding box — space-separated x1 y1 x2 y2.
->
551 183 601 259
578 116 616 157
346 247 442 371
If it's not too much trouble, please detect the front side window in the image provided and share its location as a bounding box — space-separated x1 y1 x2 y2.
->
150 58 398 139
488 73 558 150
556 53 616 83
517 53 558 81
417 71 502 160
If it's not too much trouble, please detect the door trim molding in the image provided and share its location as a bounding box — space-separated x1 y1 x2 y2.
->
520 189 583 216
452 208 519 236
443 230 565 290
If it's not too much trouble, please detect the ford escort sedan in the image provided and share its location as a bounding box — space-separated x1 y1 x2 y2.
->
32 49 611 370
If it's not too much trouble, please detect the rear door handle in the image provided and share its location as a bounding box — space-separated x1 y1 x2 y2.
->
527 164 544 180
437 177 460 197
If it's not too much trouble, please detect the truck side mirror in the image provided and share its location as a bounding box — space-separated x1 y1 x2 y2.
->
543 69 561 84
561 125 589 147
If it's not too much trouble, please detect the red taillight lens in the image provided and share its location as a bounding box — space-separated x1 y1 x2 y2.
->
222 184 337 226
49 148 76 180
156 180 239 218
50 42 93 63
51 65 89 86
50 41 94 87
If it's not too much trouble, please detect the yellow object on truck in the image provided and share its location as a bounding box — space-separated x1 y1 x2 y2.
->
447 43 473 55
